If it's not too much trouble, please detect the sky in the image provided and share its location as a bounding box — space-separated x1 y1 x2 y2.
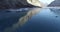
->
39 0 55 5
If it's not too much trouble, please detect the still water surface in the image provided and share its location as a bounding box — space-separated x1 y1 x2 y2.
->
0 8 60 32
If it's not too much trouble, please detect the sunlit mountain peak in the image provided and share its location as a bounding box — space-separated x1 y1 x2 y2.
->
27 0 55 7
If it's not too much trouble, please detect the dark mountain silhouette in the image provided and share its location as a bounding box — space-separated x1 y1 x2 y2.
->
0 0 40 9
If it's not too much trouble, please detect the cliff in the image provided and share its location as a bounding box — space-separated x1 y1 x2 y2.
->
0 0 40 9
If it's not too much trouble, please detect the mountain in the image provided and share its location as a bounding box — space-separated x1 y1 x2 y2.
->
0 0 40 9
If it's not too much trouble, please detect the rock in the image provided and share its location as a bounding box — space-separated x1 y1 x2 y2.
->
0 0 40 9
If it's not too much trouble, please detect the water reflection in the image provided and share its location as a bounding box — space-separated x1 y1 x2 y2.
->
50 8 60 15
0 8 60 32
3 8 41 32
0 9 28 32
50 8 60 18
18 8 60 32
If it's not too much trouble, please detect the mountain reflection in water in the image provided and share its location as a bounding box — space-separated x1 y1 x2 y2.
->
50 8 60 15
0 8 60 32
1 8 40 32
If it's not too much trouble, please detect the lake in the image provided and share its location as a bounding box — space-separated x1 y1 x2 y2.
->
0 8 60 32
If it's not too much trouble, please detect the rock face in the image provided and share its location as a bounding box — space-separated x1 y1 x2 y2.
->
48 0 60 7
0 0 55 9
27 0 55 8
0 0 39 9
